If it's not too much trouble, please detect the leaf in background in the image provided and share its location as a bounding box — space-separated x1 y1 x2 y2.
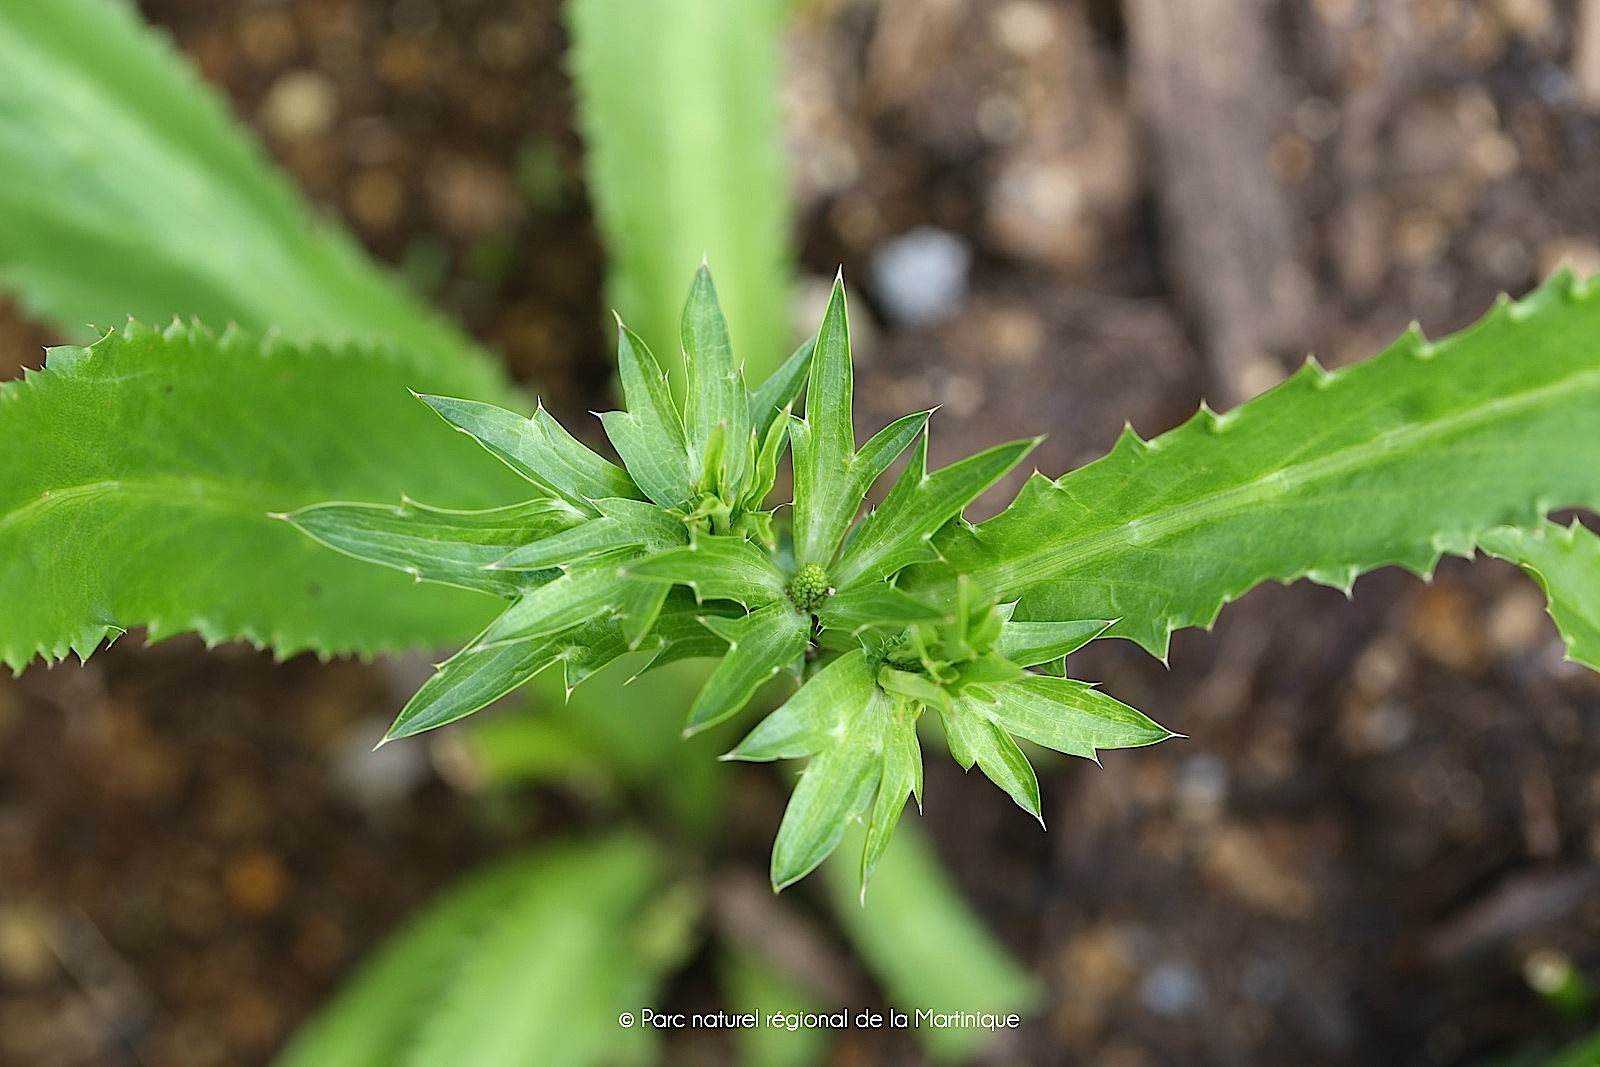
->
569 0 791 383
922 272 1600 658
0 325 526 670
418 394 640 507
271 851 544 1067
601 321 692 509
1480 519 1600 670
719 950 830 1067
0 0 508 401
273 839 686 1067
284 498 580 597
682 265 752 490
823 822 1039 1064
834 435 1038 589
685 602 809 735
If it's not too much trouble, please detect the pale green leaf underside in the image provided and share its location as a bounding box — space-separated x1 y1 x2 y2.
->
0 0 508 400
568 0 791 382
926 272 1600 656
0 324 526 670
1480 519 1600 670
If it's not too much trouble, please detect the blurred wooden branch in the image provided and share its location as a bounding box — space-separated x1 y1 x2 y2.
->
1125 0 1315 406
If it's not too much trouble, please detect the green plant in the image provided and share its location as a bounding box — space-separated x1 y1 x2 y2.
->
281 261 1600 895
7 0 1600 1063
0 1 1036 1063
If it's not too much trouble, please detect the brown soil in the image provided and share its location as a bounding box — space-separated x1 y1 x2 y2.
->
5 1 1600 1065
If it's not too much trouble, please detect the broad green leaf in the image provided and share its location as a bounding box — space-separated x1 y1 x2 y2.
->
995 617 1113 667
923 272 1600 657
749 336 815 439
418 394 639 506
399 837 669 1067
569 0 791 383
860 709 922 894
682 265 751 490
726 649 875 762
771 686 888 890
817 583 950 636
834 435 1038 588
684 602 809 735
601 321 692 508
624 536 787 606
0 0 507 400
823 823 1040 1063
943 702 1044 824
981 675 1175 762
285 498 579 598
271 851 554 1067
1480 519 1600 670
0 324 523 670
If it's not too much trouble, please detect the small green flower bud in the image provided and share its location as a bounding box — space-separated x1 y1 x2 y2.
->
786 562 834 612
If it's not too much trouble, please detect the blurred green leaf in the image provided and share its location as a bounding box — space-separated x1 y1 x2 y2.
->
0 0 508 401
569 0 792 382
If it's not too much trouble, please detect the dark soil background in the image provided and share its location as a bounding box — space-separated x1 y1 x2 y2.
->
5 1 1600 1065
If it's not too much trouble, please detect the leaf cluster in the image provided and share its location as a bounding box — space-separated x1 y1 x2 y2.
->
288 266 1174 892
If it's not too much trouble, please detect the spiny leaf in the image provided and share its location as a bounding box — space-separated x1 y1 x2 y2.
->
726 649 876 762
979 675 1175 762
0 0 510 400
271 850 564 1067
921 271 1600 658
942 702 1044 825
684 602 809 735
624 536 787 607
478 558 637 648
682 265 751 491
834 434 1039 589
0 324 523 670
771 685 888 891
860 709 922 895
791 276 857 565
601 321 692 509
493 499 685 572
284 498 579 597
749 336 814 439
817 583 950 637
1480 519 1600 670
418 394 640 507
995 617 1114 668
